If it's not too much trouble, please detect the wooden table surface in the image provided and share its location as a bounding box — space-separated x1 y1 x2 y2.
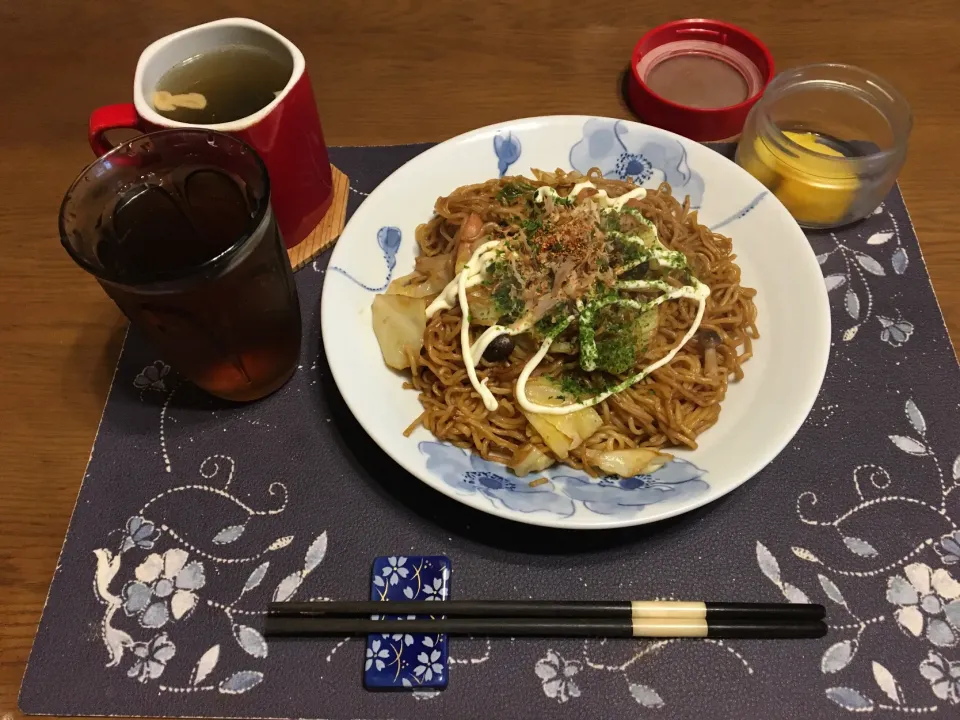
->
2 1 959 717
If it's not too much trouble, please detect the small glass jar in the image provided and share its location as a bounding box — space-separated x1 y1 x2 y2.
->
736 64 911 228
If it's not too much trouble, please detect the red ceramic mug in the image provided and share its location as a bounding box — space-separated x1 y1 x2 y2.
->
89 18 333 249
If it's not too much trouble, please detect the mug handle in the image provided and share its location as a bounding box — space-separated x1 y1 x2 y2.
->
89 103 144 156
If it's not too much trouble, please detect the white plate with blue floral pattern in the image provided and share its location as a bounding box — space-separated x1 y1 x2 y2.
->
321 116 830 530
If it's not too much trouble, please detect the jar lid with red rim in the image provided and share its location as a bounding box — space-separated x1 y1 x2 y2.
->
627 19 775 142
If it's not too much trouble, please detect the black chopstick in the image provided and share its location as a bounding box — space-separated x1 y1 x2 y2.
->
268 600 825 622
264 615 827 639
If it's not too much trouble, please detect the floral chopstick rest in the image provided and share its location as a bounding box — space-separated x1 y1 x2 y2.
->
364 555 451 690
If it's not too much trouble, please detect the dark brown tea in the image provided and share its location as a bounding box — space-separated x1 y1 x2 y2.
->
154 45 293 124
61 130 302 402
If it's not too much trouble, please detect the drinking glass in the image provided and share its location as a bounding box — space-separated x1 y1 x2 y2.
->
60 128 302 402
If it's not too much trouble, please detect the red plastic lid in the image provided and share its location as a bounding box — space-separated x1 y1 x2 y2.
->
627 19 774 141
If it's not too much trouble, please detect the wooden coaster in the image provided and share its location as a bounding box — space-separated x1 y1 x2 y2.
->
287 163 350 270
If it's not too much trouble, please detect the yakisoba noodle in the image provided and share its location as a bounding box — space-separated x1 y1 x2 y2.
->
371 168 758 478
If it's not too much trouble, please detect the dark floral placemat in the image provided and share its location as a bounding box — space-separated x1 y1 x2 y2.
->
19 144 960 719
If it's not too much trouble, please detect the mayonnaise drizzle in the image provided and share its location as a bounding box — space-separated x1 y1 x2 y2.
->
426 182 705 416
426 241 501 318
427 239 503 411
536 182 647 211
515 280 711 416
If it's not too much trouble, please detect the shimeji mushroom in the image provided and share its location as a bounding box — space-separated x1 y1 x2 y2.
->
696 329 722 377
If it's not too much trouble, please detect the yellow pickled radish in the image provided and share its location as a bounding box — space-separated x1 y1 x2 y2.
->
782 131 845 157
776 177 857 225
776 174 859 225
738 135 781 189
739 131 860 226
777 131 859 225
780 132 855 179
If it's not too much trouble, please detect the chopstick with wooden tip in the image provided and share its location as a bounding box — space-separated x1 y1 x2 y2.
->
268 600 826 622
263 615 827 640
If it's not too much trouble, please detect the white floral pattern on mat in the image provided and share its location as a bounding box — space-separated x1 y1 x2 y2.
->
535 650 582 703
95 475 327 693
126 360 494 699
816 204 913 344
757 397 960 713
92 364 332 695
525 619 753 710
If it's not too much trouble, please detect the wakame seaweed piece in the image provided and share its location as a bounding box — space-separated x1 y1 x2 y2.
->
520 216 543 235
619 260 650 281
606 231 649 269
485 259 526 321
497 181 536 205
592 304 641 374
600 209 621 233
578 285 623 371
533 304 573 340
491 279 525 321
